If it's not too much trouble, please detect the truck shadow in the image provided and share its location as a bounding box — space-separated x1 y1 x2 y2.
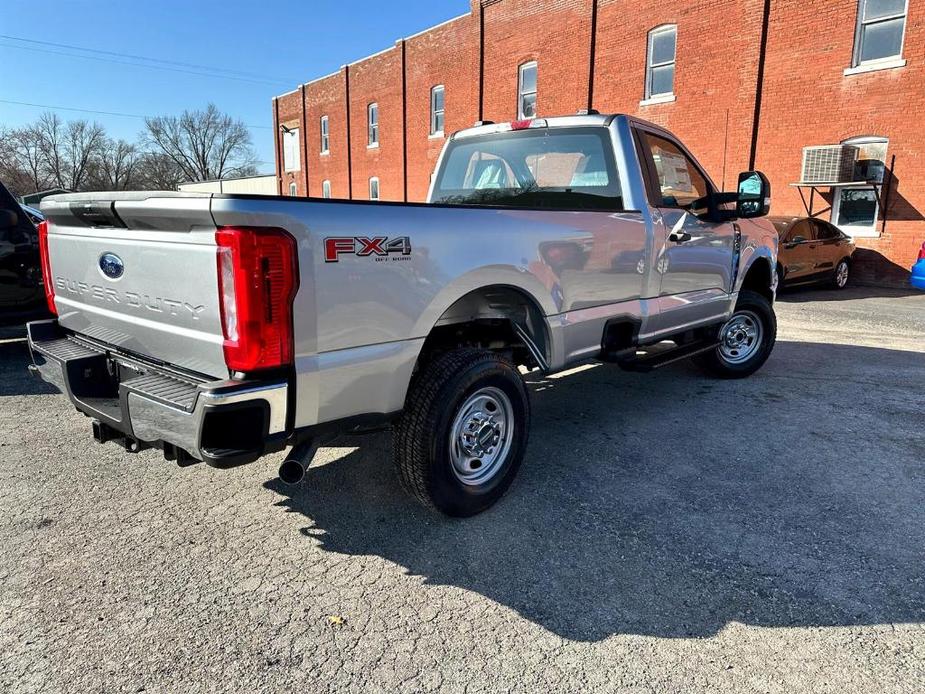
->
267 341 925 641
0 337 59 397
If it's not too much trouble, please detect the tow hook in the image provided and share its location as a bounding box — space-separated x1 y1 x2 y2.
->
278 438 322 485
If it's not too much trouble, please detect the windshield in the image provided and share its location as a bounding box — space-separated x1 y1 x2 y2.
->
431 127 622 211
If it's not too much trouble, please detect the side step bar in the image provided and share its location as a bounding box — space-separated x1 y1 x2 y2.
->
610 340 720 373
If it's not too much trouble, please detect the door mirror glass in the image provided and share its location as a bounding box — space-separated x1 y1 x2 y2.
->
736 170 770 218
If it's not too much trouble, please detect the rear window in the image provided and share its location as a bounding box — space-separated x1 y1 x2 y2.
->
431 127 622 211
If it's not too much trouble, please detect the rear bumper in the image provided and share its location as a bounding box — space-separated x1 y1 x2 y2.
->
26 319 288 468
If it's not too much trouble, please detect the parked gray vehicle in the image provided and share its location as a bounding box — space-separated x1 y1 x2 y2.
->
27 114 778 516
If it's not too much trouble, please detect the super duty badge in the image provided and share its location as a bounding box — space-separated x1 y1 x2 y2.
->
324 236 412 263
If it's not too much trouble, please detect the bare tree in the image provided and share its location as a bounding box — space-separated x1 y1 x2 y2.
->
0 125 52 195
143 104 258 182
89 139 141 190
36 113 106 191
134 152 185 190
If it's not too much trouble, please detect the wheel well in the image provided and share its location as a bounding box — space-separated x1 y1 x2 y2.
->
741 258 774 303
416 286 550 373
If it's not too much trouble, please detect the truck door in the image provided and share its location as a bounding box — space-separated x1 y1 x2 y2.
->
634 128 736 325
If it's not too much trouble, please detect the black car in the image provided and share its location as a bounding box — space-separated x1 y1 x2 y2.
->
0 180 49 325
769 216 856 290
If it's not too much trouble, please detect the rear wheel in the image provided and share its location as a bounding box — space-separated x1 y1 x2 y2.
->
832 259 850 289
394 348 530 517
694 290 777 379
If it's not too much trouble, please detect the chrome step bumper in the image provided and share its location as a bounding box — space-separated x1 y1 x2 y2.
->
26 319 289 468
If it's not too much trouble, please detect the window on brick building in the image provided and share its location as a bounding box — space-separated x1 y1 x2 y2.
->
322 180 332 199
518 62 537 119
320 116 329 154
368 103 379 147
831 135 889 237
289 182 297 196
852 0 908 67
431 85 445 136
369 176 380 200
283 127 300 172
645 25 677 100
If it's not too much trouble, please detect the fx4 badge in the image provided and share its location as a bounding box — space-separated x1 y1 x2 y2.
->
324 236 412 263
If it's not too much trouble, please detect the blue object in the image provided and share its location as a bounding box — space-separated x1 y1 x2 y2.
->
911 257 925 290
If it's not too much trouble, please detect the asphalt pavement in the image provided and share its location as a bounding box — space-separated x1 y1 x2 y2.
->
1 285 923 693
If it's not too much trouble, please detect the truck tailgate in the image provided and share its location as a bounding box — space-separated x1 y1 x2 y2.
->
41 193 228 379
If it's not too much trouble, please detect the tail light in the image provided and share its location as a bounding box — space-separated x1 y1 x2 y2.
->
215 227 298 373
918 241 925 262
36 220 57 316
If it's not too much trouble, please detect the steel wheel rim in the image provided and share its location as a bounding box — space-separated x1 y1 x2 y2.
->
836 262 849 287
718 310 763 365
448 386 514 486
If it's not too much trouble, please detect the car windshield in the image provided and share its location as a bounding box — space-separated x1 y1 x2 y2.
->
431 127 623 211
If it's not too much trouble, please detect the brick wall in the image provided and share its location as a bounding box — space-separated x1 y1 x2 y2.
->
273 0 924 286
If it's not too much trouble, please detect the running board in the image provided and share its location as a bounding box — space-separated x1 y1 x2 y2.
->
612 340 719 373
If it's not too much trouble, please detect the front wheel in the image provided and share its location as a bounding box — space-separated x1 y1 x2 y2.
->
694 290 777 379
394 348 530 517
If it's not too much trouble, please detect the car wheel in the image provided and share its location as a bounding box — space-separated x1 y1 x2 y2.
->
832 259 850 289
694 290 777 379
394 348 530 517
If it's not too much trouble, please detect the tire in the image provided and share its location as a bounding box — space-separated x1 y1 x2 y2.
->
831 258 850 289
693 289 777 379
394 348 530 517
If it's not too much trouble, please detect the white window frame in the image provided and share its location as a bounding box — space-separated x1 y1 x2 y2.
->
282 127 300 172
643 25 677 103
369 176 380 201
517 61 537 120
848 0 908 73
288 181 297 196
830 135 889 238
320 115 329 155
430 85 445 137
322 180 331 199
367 103 379 148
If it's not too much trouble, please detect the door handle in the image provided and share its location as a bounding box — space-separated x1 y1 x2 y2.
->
668 230 692 244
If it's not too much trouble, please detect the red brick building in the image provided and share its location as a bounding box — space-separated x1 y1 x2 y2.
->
274 0 923 285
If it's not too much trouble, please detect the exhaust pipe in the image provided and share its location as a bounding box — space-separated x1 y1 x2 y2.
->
278 439 320 485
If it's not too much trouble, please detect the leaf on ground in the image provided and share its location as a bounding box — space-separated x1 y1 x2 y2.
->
326 615 345 627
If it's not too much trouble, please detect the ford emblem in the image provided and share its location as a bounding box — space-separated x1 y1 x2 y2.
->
99 252 125 280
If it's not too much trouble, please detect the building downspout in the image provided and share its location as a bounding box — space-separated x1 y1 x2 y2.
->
299 84 309 197
272 97 282 195
344 65 353 199
400 39 408 202
748 0 771 170
587 0 598 111
478 3 485 121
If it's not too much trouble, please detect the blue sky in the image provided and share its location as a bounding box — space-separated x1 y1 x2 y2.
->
0 0 469 172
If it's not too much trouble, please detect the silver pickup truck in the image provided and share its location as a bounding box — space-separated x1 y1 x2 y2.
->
28 114 777 516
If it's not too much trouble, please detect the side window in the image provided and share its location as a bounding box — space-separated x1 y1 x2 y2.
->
368 103 379 147
646 25 677 99
789 220 815 242
320 116 329 154
813 220 838 240
322 180 332 198
639 131 709 208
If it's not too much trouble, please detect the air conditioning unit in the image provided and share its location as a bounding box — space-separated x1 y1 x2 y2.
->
801 145 859 183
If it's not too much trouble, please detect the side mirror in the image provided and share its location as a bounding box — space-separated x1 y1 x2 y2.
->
736 171 771 219
0 209 18 229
